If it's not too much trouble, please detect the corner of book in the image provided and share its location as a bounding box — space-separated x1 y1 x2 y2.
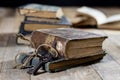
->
44 58 65 72
44 62 52 72
19 22 32 35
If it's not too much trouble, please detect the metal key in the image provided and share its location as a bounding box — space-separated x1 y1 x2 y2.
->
27 50 53 75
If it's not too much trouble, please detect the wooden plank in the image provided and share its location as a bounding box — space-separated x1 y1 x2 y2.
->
0 36 30 80
109 35 120 46
66 66 102 80
102 29 120 67
31 65 102 80
102 30 120 47
0 17 15 34
0 71 30 80
92 54 120 80
80 29 120 80
103 38 120 64
92 38 120 80
89 29 120 80
0 17 10 69
7 34 17 47
0 17 16 46
0 47 6 73
0 34 9 46
0 45 30 80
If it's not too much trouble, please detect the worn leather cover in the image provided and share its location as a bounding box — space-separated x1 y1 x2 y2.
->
31 28 107 59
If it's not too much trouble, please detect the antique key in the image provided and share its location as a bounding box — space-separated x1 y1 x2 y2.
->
14 34 59 75
27 44 57 75
27 54 53 75
14 44 58 75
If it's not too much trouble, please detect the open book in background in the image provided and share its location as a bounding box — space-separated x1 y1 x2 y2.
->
72 6 120 30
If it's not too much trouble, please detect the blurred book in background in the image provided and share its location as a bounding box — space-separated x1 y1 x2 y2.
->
15 4 71 45
72 6 120 30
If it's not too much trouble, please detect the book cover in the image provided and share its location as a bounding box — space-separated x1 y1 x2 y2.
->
31 28 107 59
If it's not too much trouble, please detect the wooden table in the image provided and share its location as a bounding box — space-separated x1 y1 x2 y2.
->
0 7 120 80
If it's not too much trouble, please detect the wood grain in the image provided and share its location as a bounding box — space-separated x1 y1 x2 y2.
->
80 27 120 80
92 54 120 80
103 38 120 64
0 7 120 80
0 47 6 73
31 66 102 80
103 30 120 47
0 36 30 80
0 16 30 80
92 36 120 80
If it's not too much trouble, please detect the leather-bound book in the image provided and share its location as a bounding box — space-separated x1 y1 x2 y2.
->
31 28 107 59
18 4 64 19
19 16 71 35
44 52 106 72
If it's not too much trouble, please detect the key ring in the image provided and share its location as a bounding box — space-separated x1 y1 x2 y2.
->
14 34 59 69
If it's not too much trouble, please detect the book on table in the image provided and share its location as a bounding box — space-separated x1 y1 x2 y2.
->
31 28 107 59
30 28 107 72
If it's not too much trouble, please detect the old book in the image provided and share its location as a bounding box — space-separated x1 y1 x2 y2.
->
20 16 71 35
25 16 61 23
31 28 107 59
73 6 120 30
19 3 64 19
45 51 106 72
16 15 61 24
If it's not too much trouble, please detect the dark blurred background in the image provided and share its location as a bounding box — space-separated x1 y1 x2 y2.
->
0 0 120 7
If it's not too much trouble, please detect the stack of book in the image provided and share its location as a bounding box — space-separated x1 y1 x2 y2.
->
16 4 71 44
31 28 107 72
